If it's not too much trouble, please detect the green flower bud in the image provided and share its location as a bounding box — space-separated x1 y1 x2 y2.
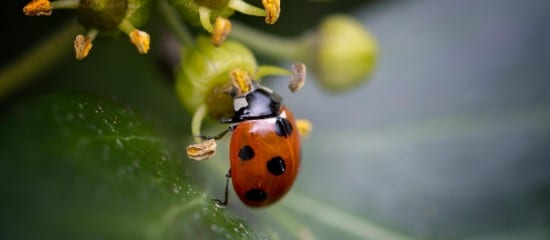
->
167 0 235 26
77 0 151 31
313 15 378 92
196 0 231 9
175 36 258 119
23 0 152 59
125 0 153 28
77 0 128 30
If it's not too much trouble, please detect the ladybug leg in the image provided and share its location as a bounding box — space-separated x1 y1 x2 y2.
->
197 124 236 140
220 117 238 124
212 169 231 208
187 120 235 161
192 104 236 141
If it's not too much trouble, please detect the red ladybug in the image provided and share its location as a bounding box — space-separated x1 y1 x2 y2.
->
212 81 301 207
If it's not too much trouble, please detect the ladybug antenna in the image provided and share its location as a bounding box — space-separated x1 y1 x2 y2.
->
230 69 255 96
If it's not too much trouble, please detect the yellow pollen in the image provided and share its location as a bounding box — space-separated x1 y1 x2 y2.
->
23 0 53 16
129 30 150 54
262 0 280 24
230 69 252 95
212 17 232 47
296 119 313 138
74 34 93 60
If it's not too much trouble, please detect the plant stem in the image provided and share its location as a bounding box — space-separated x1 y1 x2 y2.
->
198 6 214 33
51 0 80 9
118 19 136 34
0 21 79 100
158 0 194 46
228 0 266 16
191 104 208 143
230 21 310 61
256 65 291 79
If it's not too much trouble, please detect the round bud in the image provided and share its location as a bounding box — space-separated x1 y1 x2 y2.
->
77 0 151 31
313 15 378 91
167 0 235 26
175 36 258 119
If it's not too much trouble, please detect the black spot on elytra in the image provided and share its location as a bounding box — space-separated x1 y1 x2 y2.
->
267 156 286 176
238 145 255 161
274 117 293 137
245 188 267 201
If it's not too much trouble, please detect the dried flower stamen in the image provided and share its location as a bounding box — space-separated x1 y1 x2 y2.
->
73 29 98 60
262 0 280 24
212 17 232 47
296 119 312 138
129 30 150 54
289 63 306 92
187 139 217 161
23 0 52 16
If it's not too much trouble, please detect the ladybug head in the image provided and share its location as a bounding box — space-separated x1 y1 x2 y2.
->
226 69 282 122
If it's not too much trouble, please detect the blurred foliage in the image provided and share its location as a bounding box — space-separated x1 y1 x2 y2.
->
0 1 395 240
3 0 549 240
0 93 264 240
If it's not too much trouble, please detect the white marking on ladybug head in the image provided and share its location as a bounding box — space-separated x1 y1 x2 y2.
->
233 97 249 112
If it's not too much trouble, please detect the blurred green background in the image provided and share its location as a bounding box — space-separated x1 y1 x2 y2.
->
1 0 550 239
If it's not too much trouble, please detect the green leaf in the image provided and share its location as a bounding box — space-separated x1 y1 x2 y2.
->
0 93 265 240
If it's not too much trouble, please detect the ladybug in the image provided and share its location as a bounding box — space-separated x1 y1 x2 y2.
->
211 78 301 208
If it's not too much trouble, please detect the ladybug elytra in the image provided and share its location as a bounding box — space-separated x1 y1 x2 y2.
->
227 85 301 207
